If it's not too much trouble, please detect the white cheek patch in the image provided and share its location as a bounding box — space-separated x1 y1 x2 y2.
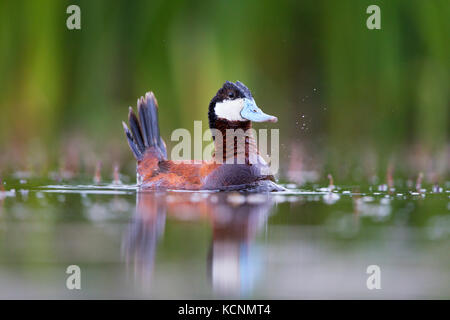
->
215 98 245 121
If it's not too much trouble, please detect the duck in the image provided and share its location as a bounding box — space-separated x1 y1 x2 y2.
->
122 81 284 191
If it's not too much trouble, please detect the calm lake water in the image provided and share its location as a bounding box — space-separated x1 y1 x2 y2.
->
0 177 449 299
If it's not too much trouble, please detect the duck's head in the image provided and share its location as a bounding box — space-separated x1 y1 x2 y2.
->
208 81 277 130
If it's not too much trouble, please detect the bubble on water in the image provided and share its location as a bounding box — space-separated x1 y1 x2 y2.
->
19 189 29 201
362 196 375 202
0 189 16 200
273 194 286 202
189 193 203 203
306 196 322 202
35 192 44 199
246 194 268 204
287 196 301 202
209 195 219 204
86 203 111 221
378 184 388 192
356 198 391 221
323 192 340 205
227 193 246 206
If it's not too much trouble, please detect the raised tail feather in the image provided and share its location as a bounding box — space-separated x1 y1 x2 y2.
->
122 92 167 161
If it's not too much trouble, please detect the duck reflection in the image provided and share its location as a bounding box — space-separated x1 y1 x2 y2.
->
122 192 275 296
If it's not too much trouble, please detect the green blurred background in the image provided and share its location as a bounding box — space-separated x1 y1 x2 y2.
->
0 0 448 182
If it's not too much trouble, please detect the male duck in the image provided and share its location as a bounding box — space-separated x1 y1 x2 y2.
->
122 81 284 191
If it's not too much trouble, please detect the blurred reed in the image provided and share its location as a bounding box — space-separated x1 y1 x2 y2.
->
0 0 448 182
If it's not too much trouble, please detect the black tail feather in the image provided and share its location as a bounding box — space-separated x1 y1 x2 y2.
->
123 92 167 161
143 92 159 147
128 107 145 153
122 121 143 160
138 97 152 148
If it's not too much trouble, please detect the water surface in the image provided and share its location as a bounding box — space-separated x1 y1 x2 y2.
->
0 177 449 299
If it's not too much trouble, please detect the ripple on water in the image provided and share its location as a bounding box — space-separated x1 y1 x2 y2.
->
29 182 449 206
38 184 138 195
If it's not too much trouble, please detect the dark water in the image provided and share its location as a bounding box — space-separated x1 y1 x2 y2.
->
0 177 449 299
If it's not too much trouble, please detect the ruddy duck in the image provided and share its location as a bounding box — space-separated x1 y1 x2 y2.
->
122 81 283 191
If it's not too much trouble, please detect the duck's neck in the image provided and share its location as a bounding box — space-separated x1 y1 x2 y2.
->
211 119 258 164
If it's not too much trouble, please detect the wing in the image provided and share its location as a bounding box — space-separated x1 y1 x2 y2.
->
139 160 219 190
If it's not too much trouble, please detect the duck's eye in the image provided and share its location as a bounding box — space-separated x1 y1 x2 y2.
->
228 92 235 99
